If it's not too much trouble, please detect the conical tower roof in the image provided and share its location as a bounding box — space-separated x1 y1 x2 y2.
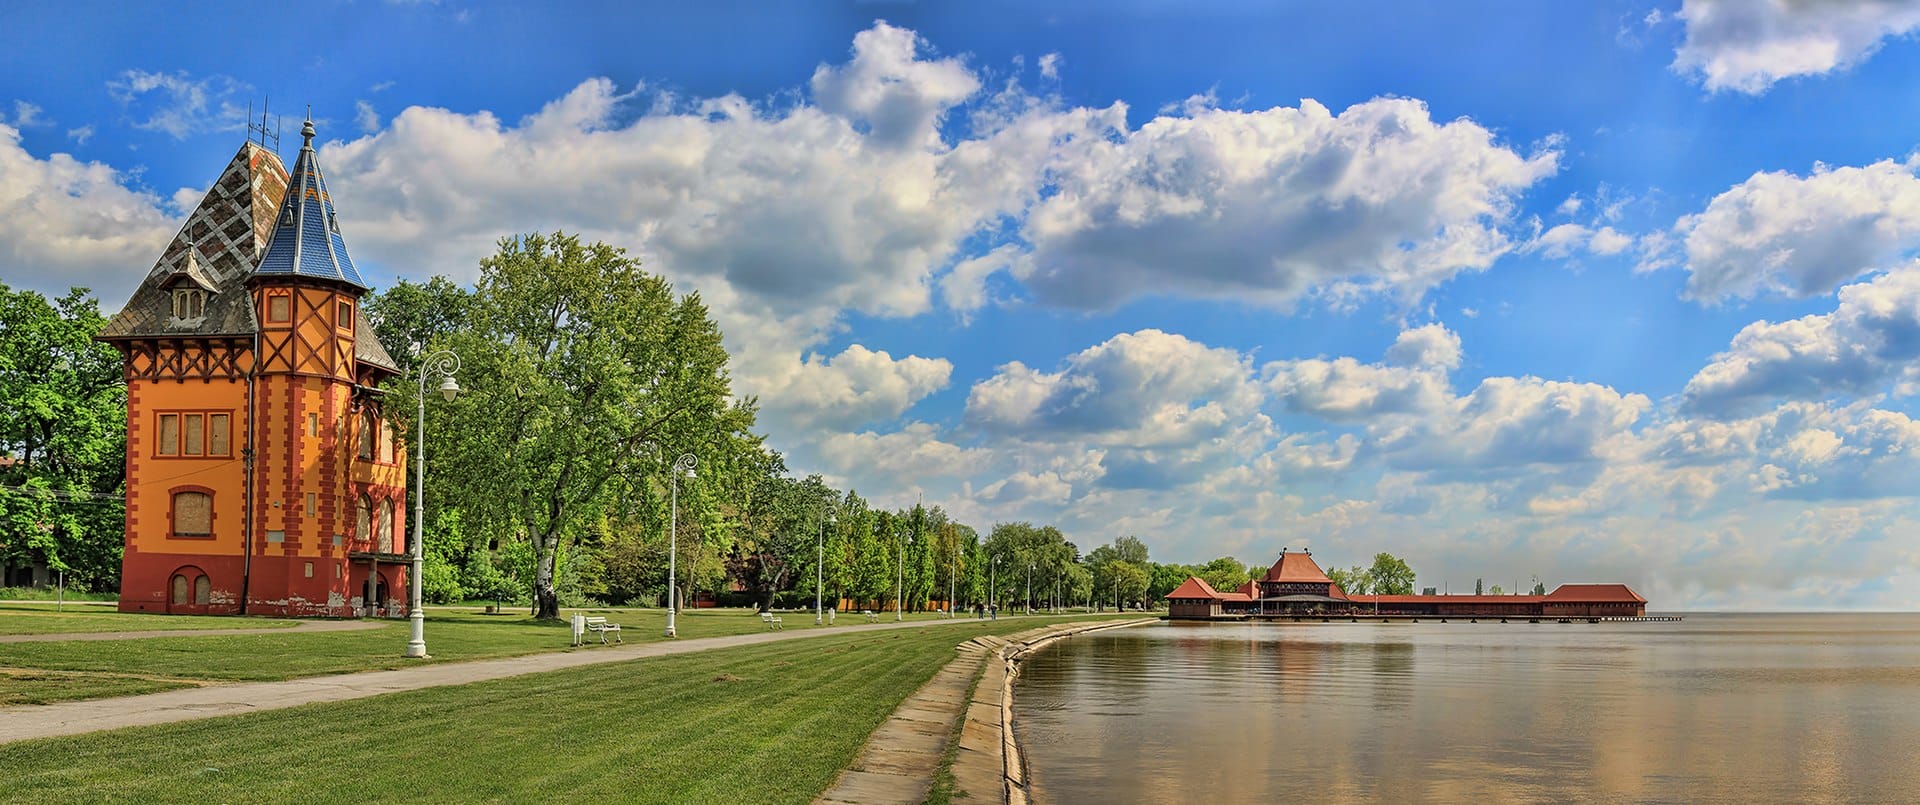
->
255 117 367 289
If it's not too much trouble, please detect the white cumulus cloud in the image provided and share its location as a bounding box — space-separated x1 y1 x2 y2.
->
1672 0 1920 94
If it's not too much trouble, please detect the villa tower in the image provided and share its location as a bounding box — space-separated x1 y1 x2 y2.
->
98 120 410 616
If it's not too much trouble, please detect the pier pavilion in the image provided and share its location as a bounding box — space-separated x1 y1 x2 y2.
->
1165 549 1647 620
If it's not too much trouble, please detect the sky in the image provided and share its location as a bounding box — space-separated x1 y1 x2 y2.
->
5 0 1920 610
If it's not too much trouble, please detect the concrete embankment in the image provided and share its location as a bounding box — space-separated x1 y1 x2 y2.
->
815 617 1154 805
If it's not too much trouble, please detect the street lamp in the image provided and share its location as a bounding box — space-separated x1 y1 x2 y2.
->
949 536 957 618
990 555 997 616
407 350 460 659
1026 562 1033 615
666 453 696 638
816 508 834 625
896 527 910 621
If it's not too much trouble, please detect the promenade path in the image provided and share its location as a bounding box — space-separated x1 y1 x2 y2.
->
0 613 1078 747
0 619 376 644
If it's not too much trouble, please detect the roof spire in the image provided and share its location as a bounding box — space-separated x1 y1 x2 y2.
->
255 108 367 289
301 108 315 148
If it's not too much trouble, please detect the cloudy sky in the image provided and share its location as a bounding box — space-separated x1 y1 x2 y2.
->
6 1 1920 609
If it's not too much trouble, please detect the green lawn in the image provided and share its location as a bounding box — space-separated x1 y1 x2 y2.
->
0 671 195 706
0 606 1061 691
0 603 302 635
0 615 1131 803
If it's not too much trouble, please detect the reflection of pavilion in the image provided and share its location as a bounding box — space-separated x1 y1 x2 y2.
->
1165 548 1647 620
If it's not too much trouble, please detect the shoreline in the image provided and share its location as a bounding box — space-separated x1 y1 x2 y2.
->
975 618 1157 804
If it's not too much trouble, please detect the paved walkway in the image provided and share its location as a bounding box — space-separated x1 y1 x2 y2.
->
0 619 378 644
0 614 1077 747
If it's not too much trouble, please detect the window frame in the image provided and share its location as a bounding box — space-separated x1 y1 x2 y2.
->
153 410 233 458
168 486 216 539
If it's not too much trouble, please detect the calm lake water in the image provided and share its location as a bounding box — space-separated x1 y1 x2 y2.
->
1013 614 1920 803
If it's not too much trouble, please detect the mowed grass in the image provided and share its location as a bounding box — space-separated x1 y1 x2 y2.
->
0 607 1039 684
0 616 1118 804
0 671 196 706
0 603 301 635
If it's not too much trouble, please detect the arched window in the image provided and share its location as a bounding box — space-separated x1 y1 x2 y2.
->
194 575 211 605
171 574 189 604
171 491 212 537
379 420 395 464
376 498 393 553
358 410 375 460
356 494 372 549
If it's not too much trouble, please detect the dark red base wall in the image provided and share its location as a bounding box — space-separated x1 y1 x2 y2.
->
119 550 409 617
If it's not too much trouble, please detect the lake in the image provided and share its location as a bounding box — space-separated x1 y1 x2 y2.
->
1012 614 1920 803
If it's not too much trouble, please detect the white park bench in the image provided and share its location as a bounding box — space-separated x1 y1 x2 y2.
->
862 610 879 622
760 611 783 631
572 615 623 645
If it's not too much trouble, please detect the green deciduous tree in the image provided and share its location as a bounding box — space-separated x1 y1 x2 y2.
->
0 284 126 590
1367 553 1417 596
397 233 756 619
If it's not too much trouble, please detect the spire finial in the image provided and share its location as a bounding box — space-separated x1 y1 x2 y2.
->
302 107 315 147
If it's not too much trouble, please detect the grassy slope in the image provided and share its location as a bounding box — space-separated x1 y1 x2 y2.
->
0 616 1125 804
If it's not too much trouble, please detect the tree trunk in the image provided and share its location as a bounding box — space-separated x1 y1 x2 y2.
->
533 533 561 620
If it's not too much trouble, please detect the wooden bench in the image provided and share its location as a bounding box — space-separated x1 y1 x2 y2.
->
583 615 622 645
760 611 783 631
862 610 879 622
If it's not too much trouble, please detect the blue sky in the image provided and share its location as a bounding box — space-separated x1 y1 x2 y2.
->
6 1 1920 609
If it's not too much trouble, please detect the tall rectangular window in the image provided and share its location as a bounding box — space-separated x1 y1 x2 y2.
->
268 295 290 323
337 301 352 330
308 413 319 437
158 414 179 456
183 414 204 456
304 492 316 516
379 421 395 464
208 414 230 455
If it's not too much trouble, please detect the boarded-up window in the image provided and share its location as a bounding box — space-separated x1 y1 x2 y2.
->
379 421 395 464
209 414 230 455
158 414 179 455
172 491 212 536
194 575 211 605
183 414 204 456
268 294 290 322
337 301 352 330
358 411 375 460
171 574 189 604
308 413 319 437
357 495 371 547
377 498 394 553
304 492 316 516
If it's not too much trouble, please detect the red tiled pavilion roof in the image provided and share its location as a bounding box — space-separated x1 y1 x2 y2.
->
1262 551 1332 583
1348 594 1546 604
1164 576 1223 600
1544 583 1646 603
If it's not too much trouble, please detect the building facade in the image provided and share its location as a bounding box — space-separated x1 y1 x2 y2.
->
98 121 411 617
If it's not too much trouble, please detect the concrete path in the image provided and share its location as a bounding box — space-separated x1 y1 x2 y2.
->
0 615 1074 747
0 619 377 644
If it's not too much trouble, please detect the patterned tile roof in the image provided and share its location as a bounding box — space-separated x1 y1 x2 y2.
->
255 118 367 289
99 143 289 340
353 306 399 373
1262 550 1332 583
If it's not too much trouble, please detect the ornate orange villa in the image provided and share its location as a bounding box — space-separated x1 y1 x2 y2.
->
97 121 412 617
1166 548 1647 620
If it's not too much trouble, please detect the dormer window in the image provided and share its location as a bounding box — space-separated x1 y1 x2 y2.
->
279 205 295 228
171 289 207 320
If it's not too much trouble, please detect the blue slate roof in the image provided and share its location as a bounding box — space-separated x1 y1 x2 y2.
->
256 117 367 289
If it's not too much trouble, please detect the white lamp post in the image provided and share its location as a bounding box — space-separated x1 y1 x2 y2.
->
949 537 957 618
896 527 907 621
666 453 696 638
1026 562 1033 615
407 350 460 659
816 509 833 625
990 555 997 615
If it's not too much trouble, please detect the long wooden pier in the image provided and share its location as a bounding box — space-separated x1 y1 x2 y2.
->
1167 614 1683 624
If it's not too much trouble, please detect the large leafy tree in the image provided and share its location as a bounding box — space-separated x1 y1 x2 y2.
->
1367 552 1417 596
0 284 125 590
405 233 755 619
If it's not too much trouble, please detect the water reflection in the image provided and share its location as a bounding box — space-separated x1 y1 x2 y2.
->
1014 614 1920 803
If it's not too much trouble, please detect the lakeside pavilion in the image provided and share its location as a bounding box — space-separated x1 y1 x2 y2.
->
96 121 412 617
1165 548 1647 620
